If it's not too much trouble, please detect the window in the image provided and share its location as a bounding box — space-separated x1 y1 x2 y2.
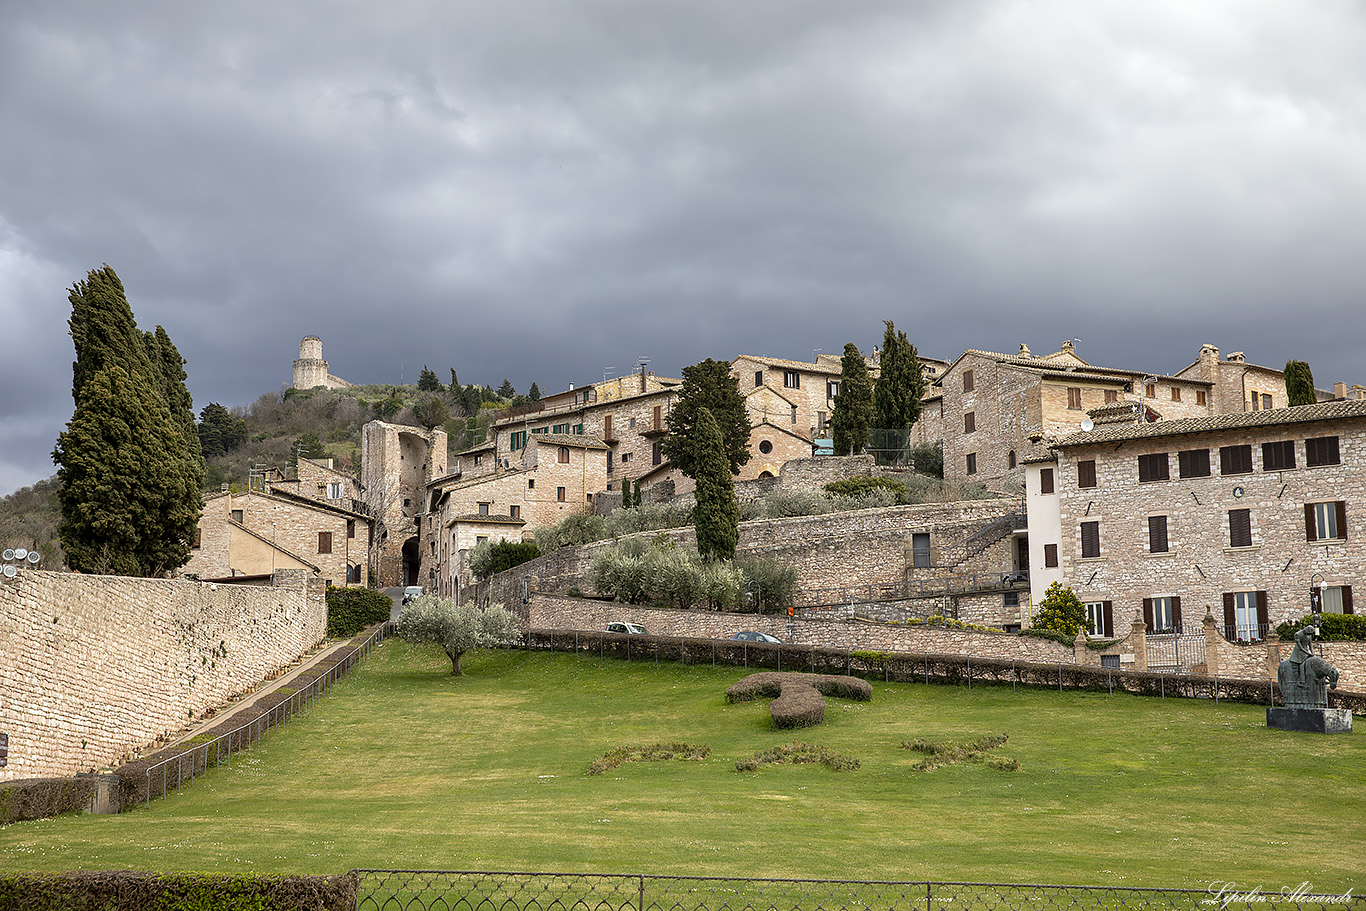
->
478 502 490 516
1086 601 1114 637
1178 448 1211 478
476 536 488 544
759 440 773 454
231 509 243 523
966 453 977 475
1262 440 1295 471
327 481 343 499
1067 387 1082 410
1171 388 1181 402
347 520 355 539
1144 596 1181 633
1228 508 1252 547
551 423 567 434
1003 591 1020 611
621 452 633 462
1104 389 1118 403
1306 436 1340 467
1220 445 1253 475
1249 391 1260 411
963 369 974 392
1007 450 1017 469
964 411 975 433
652 442 662 465
602 416 613 440
1318 585 1354 615
653 406 662 430
1145 382 1157 398
510 430 527 450
574 424 584 435
784 370 800 389
1043 543 1058 568
473 454 483 467
558 446 570 464
1077 460 1096 489
1262 393 1272 410
1039 467 1054 494
755 370 764 387
527 479 535 489
827 380 839 399
510 505 520 519
1137 453 1170 482
1080 521 1100 558
1305 501 1346 542
193 528 201 549
912 533 931 568
318 532 333 554
1196 390 1207 405
1222 591 1267 641
791 405 798 424
629 416 637 429
1148 515 1169 553
557 487 566 502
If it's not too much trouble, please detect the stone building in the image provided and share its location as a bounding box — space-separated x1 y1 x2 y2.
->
185 486 372 587
291 336 352 390
1174 344 1335 414
1025 399 1364 650
362 420 447 587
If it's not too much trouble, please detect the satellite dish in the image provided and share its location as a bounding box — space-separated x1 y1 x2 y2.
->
3 565 15 578
27 551 41 564
1 549 12 561
1080 418 1094 432
13 548 27 561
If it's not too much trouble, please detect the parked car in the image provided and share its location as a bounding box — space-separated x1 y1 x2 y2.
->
605 622 648 635
731 630 782 644
402 586 424 605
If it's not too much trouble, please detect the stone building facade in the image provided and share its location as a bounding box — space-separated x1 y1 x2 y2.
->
1029 399 1365 643
363 421 447 587
291 336 351 390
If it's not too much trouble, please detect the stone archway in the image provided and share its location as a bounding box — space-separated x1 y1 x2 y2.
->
401 535 420 586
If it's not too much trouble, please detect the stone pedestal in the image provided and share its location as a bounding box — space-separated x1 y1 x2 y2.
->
1266 707 1353 734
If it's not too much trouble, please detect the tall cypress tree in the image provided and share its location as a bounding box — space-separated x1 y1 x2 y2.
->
1284 360 1316 406
872 320 925 431
662 358 752 479
53 265 203 576
692 408 740 561
831 342 875 455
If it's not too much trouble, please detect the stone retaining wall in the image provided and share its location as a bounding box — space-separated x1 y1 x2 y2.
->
0 569 326 781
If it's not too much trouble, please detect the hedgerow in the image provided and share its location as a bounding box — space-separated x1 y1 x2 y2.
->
587 742 712 775
735 741 860 773
325 586 392 637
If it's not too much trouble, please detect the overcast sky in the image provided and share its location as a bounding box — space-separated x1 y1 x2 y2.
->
3 1 1364 496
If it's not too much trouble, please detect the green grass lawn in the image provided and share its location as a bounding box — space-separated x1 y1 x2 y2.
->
2 640 1363 890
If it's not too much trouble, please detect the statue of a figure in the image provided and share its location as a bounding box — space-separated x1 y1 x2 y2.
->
1278 626 1340 708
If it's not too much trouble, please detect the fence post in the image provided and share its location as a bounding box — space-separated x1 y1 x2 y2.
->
967 655 972 690
1058 663 1062 693
1012 659 1017 693
639 874 646 911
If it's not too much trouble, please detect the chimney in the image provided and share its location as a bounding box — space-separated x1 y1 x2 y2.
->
1227 352 1245 363
1335 382 1347 399
1018 343 1031 357
640 363 647 393
1353 384 1366 401
1199 344 1219 380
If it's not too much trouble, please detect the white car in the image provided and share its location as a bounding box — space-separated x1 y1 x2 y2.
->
401 586 424 605
605 622 647 635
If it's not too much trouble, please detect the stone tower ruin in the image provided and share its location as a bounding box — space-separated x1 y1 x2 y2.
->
292 336 352 390
362 420 447 587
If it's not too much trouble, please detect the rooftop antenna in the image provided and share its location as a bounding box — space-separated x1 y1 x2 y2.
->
603 366 616 383
812 347 823 362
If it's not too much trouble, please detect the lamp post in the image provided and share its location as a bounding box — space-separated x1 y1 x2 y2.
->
1309 573 1327 632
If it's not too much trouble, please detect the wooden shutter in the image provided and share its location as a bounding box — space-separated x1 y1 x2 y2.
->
1305 503 1318 542
1102 601 1114 637
1342 586 1354 615
603 415 612 440
1143 598 1154 632
1223 593 1236 632
1148 516 1168 553
1040 468 1054 494
1078 460 1096 488
1044 543 1058 568
1255 591 1269 630
318 532 332 554
1081 521 1099 557
1336 501 1348 541
1229 509 1252 547
1171 597 1182 632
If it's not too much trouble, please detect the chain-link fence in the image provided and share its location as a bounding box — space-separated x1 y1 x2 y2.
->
353 871 1363 911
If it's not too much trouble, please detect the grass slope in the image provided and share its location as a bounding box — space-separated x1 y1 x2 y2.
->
2 642 1363 889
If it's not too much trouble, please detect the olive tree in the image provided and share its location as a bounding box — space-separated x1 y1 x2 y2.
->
399 595 520 675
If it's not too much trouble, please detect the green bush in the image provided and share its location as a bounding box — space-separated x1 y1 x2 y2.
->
587 742 711 775
824 476 908 501
1031 582 1086 637
734 555 798 612
325 587 392 637
468 539 540 579
0 872 355 910
909 441 944 478
735 741 859 772
533 513 610 551
1276 612 1366 641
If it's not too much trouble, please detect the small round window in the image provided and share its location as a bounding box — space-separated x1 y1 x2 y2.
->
759 440 773 454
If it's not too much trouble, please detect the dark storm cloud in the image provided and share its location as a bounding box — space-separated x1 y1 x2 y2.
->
3 0 1364 494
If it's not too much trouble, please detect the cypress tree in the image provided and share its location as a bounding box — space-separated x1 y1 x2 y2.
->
872 320 925 432
528 382 542 402
693 407 740 561
1285 360 1316 406
831 342 875 455
53 266 203 576
662 359 752 479
418 365 443 392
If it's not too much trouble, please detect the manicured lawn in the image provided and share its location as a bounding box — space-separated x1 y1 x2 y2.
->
2 640 1363 890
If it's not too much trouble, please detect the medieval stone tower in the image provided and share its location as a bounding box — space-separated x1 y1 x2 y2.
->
362 420 447 587
292 336 352 390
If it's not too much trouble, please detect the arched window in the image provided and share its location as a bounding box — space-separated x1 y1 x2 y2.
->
558 446 570 464
1008 450 1017 469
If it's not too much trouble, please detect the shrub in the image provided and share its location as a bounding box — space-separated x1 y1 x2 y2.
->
468 539 540 579
607 501 693 537
0 778 94 826
325 587 392 637
734 556 798 612
534 513 610 551
1031 582 1086 637
761 488 836 518
699 559 745 611
0 872 356 911
904 733 1016 771
1275 612 1366 641
735 741 859 773
587 742 711 775
590 548 651 604
909 441 943 478
824 476 908 501
653 547 704 610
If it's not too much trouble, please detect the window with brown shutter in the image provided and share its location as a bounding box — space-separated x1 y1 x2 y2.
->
964 411 975 433
1305 501 1347 541
1080 521 1100 558
1145 382 1157 398
963 369 974 392
1067 387 1082 410
557 487 566 502
1306 436 1340 467
1178 448 1210 478
653 405 662 430
755 371 763 387
558 446 570 464
1262 440 1296 471
1039 467 1054 494
603 415 613 440
1104 389 1118 403
1228 509 1252 547
966 453 977 475
1171 388 1181 402
1196 390 1206 405
1220 445 1252 475
1137 453 1170 482
1148 515 1169 553
318 532 332 554
652 441 662 465
1077 460 1096 489
1044 543 1058 568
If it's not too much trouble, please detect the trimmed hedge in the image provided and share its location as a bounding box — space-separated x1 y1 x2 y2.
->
0 871 356 910
326 586 393 637
1276 612 1366 642
0 776 94 826
824 476 908 501
726 672 872 729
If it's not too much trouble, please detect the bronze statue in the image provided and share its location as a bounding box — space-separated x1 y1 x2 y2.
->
1278 625 1340 708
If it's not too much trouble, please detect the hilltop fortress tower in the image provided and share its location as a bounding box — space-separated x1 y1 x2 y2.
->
292 336 352 390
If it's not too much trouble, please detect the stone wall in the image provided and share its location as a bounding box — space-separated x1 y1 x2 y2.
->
0 569 326 781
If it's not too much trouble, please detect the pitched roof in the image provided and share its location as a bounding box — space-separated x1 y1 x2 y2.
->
1054 399 1366 448
533 433 610 450
448 514 527 526
733 354 843 376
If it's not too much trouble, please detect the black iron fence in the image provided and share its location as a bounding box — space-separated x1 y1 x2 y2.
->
352 871 1363 911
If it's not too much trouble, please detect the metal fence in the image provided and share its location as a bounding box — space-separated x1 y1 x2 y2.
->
141 622 392 807
352 871 1364 911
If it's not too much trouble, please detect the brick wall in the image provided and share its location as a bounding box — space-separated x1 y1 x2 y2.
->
0 569 326 781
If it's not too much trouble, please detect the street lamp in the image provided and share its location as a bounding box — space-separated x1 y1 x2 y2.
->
1309 573 1327 632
